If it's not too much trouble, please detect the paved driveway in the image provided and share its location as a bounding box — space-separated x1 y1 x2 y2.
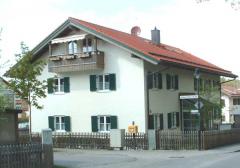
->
54 144 240 168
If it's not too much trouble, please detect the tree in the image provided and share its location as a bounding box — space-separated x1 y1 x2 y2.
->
196 0 240 10
5 42 47 135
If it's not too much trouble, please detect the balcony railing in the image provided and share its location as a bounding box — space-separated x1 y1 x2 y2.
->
48 51 104 73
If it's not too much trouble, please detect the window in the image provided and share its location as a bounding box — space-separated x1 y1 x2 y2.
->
99 116 111 132
68 41 77 54
168 112 179 129
166 74 179 90
97 74 110 90
147 72 162 89
83 38 93 52
90 74 116 91
233 98 240 105
91 115 117 132
48 116 71 132
47 77 70 94
154 114 164 130
54 78 64 93
55 116 65 131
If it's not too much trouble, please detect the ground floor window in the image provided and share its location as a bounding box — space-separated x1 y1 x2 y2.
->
168 112 179 129
91 115 117 132
48 115 71 132
154 114 164 130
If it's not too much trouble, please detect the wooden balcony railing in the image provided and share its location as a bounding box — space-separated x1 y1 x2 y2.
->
48 51 104 73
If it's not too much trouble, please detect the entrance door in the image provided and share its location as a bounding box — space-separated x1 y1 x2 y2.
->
180 98 200 131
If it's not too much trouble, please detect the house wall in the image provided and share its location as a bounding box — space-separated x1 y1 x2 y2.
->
144 62 220 129
221 94 231 123
31 40 146 132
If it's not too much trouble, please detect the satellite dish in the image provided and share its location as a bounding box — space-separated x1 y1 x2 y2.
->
131 26 141 36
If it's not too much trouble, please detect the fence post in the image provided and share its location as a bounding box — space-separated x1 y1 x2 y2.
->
42 129 53 168
148 129 156 150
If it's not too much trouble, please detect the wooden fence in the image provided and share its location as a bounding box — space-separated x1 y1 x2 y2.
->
156 129 240 150
19 132 148 150
0 143 42 168
156 130 199 150
125 133 148 150
201 128 240 149
52 132 110 149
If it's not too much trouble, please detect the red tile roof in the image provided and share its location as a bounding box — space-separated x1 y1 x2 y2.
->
222 85 240 97
69 17 236 78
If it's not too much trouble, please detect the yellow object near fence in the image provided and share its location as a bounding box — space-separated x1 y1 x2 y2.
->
128 125 138 134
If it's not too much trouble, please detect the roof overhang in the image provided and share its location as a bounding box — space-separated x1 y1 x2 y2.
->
30 18 237 78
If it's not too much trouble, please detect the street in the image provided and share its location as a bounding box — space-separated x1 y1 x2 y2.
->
54 144 240 168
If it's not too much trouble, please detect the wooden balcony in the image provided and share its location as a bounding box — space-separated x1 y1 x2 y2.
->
48 51 104 73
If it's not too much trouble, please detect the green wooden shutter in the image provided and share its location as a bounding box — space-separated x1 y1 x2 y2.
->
168 113 172 129
109 74 116 91
64 77 70 93
47 78 54 94
176 112 180 127
110 116 118 129
91 116 98 132
48 116 55 131
160 114 163 130
158 73 162 89
64 116 71 132
90 75 97 91
148 115 154 129
147 73 153 89
174 75 179 90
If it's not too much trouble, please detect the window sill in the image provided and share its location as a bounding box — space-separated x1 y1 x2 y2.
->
53 92 65 95
55 130 66 133
96 90 111 93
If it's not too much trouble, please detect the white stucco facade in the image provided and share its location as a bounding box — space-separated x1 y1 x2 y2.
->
32 40 147 132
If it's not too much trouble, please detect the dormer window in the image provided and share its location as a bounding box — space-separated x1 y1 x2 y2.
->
83 38 93 53
68 41 77 54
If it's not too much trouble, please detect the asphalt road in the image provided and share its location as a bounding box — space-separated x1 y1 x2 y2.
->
54 144 240 168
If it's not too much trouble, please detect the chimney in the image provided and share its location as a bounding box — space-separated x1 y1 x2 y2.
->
151 27 160 45
131 26 141 36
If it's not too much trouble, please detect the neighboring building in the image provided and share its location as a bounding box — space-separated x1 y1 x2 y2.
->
0 77 29 125
27 17 236 133
0 77 23 143
222 85 240 127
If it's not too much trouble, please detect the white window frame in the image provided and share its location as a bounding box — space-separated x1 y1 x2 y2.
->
96 74 110 91
53 78 64 94
68 41 78 54
98 116 111 132
54 116 66 132
171 112 177 128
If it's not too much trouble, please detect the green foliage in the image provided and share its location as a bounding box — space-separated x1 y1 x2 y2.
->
196 0 240 10
0 94 7 112
5 42 47 109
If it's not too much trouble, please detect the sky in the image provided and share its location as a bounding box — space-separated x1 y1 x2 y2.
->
0 0 240 77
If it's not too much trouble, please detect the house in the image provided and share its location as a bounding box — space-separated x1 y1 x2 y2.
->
0 77 22 143
28 17 236 133
222 84 240 127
